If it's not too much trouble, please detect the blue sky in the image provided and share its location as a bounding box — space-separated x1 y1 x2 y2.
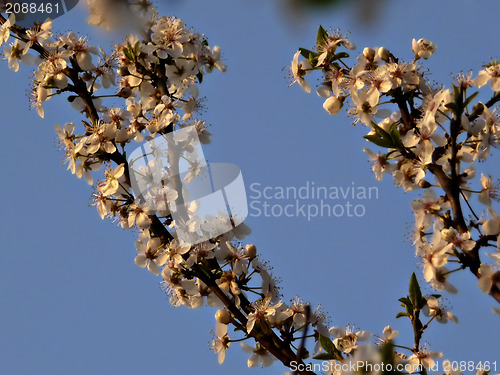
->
1 1 499 374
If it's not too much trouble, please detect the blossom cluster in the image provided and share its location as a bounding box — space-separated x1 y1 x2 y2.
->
291 27 500 307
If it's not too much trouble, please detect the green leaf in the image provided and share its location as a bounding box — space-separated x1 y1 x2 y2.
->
364 134 395 148
388 123 403 148
363 122 398 148
298 47 319 66
396 312 409 319
299 48 317 59
319 335 336 354
464 91 479 108
318 335 343 360
316 25 329 49
398 297 413 309
444 102 459 115
123 47 135 62
452 84 461 102
333 52 350 60
312 353 335 360
409 273 425 309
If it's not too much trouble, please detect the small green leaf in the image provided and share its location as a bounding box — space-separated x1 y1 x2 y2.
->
464 91 479 108
398 297 413 310
316 25 329 49
313 353 335 360
364 122 398 148
409 273 424 309
396 312 409 319
298 47 319 66
123 47 135 62
299 48 317 59
364 134 395 148
318 335 343 360
388 123 403 147
319 335 336 354
444 102 459 115
333 52 350 60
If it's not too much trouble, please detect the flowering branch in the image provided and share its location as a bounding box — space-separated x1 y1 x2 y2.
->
291 27 500 305
3 5 498 374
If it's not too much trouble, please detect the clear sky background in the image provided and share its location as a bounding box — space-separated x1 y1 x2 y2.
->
1 1 499 374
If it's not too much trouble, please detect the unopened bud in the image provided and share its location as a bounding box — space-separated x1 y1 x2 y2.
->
118 67 130 76
472 102 485 116
215 309 231 325
82 72 93 82
363 47 376 62
117 87 132 98
419 180 432 189
378 47 390 62
245 244 257 258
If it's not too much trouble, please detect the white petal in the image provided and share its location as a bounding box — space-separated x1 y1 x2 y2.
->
134 255 148 268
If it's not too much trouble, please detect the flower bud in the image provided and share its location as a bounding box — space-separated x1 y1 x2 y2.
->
412 38 436 60
117 87 132 98
245 244 257 258
82 72 93 81
215 308 231 325
118 67 130 76
378 47 390 62
323 95 344 115
472 102 485 117
363 47 376 62
419 180 432 189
